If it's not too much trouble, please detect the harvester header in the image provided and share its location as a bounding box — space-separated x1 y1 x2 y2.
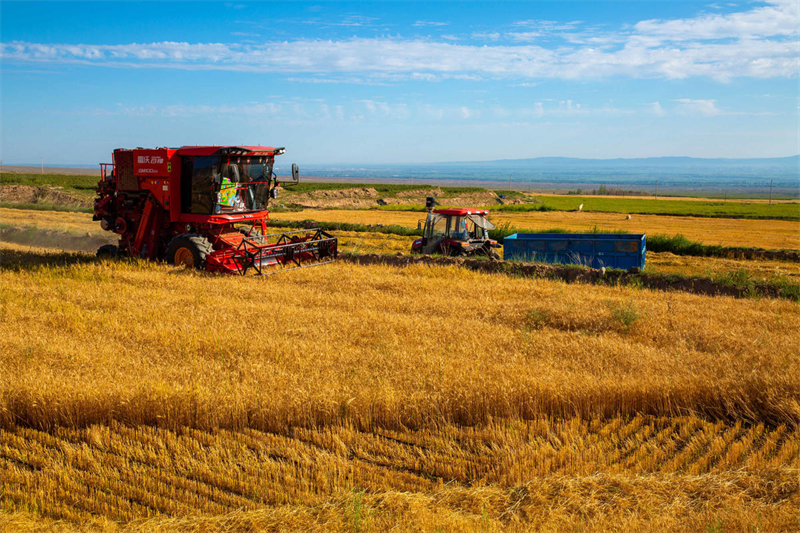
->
93 145 336 274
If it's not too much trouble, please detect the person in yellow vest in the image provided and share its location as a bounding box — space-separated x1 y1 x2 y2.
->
218 176 237 207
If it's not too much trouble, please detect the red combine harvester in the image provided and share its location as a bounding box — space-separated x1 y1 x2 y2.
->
411 197 501 259
93 146 337 274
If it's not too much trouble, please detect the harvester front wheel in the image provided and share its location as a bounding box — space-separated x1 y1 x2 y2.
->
238 226 262 237
166 234 213 270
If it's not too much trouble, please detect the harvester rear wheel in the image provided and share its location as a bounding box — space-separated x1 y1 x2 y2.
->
166 234 213 270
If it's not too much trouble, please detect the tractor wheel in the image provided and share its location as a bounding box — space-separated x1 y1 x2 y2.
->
96 244 119 259
474 245 500 261
165 234 213 269
439 244 459 257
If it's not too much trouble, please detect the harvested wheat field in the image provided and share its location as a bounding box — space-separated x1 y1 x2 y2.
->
1 243 798 531
276 209 800 250
3 207 798 285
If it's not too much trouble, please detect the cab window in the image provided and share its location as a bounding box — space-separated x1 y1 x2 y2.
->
180 156 218 215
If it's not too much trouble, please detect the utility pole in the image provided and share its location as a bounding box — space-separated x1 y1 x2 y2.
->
769 179 773 205
508 176 512 190
655 180 658 200
41 157 44 174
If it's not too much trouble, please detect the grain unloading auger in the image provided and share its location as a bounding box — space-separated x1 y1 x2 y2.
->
93 146 337 274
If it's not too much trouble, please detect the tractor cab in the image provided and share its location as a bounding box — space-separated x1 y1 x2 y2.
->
411 206 501 259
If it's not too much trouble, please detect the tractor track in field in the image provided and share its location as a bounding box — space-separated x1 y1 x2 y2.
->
0 225 114 252
340 253 798 301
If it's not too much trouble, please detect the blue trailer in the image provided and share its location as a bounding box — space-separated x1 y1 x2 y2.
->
503 233 646 270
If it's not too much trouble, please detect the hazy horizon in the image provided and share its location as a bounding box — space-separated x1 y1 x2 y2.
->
4 153 800 169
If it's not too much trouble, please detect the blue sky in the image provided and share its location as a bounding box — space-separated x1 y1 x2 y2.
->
1 0 798 165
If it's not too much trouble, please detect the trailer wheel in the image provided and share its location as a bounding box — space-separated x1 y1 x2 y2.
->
96 244 119 259
166 234 213 269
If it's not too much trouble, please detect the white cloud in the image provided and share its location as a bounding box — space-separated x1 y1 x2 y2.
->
413 21 449 27
492 105 509 118
673 98 721 115
507 32 543 43
326 15 379 28
512 19 582 31
423 104 445 120
634 0 798 42
359 99 410 119
102 102 284 118
1 2 797 82
87 98 714 124
319 104 331 120
471 32 501 41
647 101 666 116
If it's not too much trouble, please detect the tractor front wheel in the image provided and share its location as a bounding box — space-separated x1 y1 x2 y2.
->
166 234 213 269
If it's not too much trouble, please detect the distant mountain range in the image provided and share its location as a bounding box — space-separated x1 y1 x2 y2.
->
431 155 800 170
300 155 799 194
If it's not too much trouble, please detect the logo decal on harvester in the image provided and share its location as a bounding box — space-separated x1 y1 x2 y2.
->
137 156 164 164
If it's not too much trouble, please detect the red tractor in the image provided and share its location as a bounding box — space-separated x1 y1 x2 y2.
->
410 199 501 259
93 145 336 274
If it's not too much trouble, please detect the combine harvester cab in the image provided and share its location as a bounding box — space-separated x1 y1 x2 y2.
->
93 146 337 274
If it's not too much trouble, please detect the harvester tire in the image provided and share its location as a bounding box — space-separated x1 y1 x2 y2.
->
166 233 213 269
238 227 262 237
96 244 119 259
